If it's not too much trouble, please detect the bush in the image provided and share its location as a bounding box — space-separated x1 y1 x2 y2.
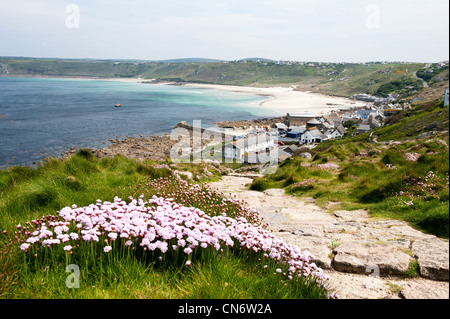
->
75 148 95 161
250 178 269 191
381 151 408 167
415 206 449 239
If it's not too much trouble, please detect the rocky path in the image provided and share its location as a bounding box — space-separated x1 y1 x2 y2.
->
208 175 449 299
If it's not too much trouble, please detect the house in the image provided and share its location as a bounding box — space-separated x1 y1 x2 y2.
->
223 133 275 161
300 129 328 144
287 113 317 126
283 145 299 154
362 117 382 129
273 123 288 131
285 131 302 139
322 120 334 131
325 112 343 127
277 149 292 163
356 109 379 119
355 124 371 135
288 125 306 133
306 118 323 130
329 125 346 139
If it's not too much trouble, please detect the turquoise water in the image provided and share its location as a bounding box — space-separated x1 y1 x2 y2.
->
0 77 271 168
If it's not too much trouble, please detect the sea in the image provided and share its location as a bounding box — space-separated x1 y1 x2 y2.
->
0 77 272 168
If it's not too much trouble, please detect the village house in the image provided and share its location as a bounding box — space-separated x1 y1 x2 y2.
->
306 118 324 130
356 109 381 120
362 116 382 129
287 125 306 133
326 125 346 139
223 132 275 161
324 112 343 127
272 122 288 131
285 130 302 139
355 124 371 135
300 129 328 144
287 113 317 127
282 144 299 154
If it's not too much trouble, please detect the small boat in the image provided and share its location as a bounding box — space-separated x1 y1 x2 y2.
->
115 104 121 107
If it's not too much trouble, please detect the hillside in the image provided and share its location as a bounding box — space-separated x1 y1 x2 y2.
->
249 99 449 239
0 57 439 98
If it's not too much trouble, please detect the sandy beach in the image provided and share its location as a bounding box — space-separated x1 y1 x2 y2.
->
182 83 367 117
99 78 368 117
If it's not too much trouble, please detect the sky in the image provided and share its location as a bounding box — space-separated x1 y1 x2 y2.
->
0 0 448 62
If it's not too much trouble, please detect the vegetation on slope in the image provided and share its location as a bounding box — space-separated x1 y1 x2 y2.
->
250 101 449 239
0 151 331 299
0 57 432 97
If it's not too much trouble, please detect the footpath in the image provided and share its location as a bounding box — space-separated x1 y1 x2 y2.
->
208 174 449 299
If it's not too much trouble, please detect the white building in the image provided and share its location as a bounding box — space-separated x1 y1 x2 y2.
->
328 125 346 139
300 129 328 144
223 133 275 161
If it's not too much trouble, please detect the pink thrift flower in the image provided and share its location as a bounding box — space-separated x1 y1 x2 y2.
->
108 232 118 240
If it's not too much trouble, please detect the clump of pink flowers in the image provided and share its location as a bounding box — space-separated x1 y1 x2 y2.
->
15 195 334 297
118 177 265 227
291 179 314 190
314 163 340 171
404 152 420 162
301 162 340 172
396 170 448 205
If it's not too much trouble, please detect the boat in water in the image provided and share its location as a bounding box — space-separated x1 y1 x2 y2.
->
115 103 121 107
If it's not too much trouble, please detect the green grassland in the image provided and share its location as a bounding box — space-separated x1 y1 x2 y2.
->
0 57 433 97
0 151 329 299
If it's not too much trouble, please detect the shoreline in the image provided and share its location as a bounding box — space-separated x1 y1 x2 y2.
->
181 83 367 116
1 75 367 117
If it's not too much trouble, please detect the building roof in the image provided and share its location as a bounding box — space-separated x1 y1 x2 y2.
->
225 133 273 150
307 119 322 125
327 112 342 118
282 145 299 154
275 123 287 129
306 129 324 137
336 125 346 135
288 125 306 132
357 124 371 131
287 113 317 118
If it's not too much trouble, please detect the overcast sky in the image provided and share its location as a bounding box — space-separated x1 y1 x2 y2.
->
0 0 448 62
